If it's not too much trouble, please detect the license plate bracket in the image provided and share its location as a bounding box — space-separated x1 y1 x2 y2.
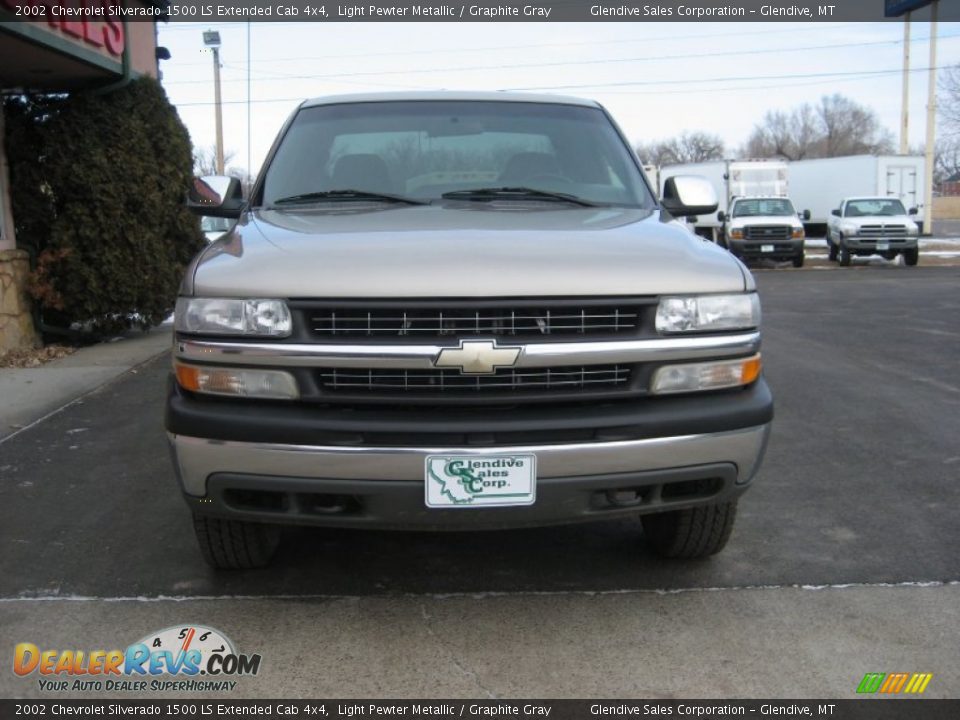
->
425 454 537 508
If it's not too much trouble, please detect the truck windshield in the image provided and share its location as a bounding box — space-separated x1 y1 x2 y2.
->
732 198 796 217
844 199 906 217
261 101 653 208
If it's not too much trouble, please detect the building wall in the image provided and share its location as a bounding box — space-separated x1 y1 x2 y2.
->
0 105 39 352
128 21 158 78
0 10 159 353
932 196 960 220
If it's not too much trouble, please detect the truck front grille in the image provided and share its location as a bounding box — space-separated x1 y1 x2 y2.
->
743 225 791 240
858 224 908 238
303 302 648 338
318 365 631 393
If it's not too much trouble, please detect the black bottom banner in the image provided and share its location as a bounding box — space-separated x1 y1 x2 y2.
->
2 700 959 720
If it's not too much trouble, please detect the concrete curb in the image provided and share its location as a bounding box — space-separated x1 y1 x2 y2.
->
0 324 172 443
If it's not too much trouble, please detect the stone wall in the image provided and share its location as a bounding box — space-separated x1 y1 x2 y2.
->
0 249 39 353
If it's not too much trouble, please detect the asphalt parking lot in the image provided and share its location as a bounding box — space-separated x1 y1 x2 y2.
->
1 267 959 699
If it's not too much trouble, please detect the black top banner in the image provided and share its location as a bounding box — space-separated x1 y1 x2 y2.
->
2 0 958 22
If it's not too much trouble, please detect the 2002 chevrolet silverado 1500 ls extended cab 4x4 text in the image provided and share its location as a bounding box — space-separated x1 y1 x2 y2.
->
168 92 773 569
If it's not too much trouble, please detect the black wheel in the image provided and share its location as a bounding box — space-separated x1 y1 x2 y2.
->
839 244 852 267
903 248 919 266
642 501 738 559
827 237 838 261
792 253 805 268
193 513 281 569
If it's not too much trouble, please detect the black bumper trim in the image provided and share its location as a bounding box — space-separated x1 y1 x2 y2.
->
188 463 744 531
165 376 773 447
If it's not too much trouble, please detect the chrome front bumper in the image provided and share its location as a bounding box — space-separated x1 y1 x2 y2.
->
169 424 771 498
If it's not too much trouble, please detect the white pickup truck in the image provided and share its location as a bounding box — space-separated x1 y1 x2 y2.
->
717 196 808 268
826 197 919 267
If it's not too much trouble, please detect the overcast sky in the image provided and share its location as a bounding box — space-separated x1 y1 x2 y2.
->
156 19 960 175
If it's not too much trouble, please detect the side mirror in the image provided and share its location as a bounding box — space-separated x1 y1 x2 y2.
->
187 175 244 219
803 209 811 221
661 176 718 218
717 211 726 222
831 208 841 217
908 207 918 215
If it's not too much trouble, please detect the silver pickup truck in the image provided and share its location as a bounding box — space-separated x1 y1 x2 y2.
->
169 92 773 568
826 197 920 267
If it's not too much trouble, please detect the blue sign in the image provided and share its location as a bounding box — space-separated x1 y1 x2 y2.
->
885 0 935 16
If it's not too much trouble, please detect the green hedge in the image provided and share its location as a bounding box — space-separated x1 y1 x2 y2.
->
3 78 205 334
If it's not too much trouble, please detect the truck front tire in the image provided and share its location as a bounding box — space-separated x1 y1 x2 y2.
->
792 253 804 268
839 243 852 267
193 513 281 569
903 248 919 266
642 501 738 559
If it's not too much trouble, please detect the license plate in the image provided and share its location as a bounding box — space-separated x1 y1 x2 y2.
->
425 454 536 508
877 241 890 251
761 244 775 253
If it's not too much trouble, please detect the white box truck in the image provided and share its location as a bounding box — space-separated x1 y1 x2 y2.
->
789 155 925 235
659 160 789 242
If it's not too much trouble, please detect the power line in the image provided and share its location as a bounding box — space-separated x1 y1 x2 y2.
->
168 65 949 108
161 34 958 87
502 65 951 92
158 22 853 67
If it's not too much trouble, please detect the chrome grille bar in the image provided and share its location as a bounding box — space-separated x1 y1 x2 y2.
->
309 306 642 337
318 366 631 392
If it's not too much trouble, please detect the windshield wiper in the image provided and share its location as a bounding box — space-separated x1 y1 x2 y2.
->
272 189 428 206
441 187 600 207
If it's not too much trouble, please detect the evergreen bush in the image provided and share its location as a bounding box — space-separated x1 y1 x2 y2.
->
3 78 205 334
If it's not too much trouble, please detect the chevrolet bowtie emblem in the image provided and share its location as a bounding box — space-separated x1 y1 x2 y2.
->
434 340 522 375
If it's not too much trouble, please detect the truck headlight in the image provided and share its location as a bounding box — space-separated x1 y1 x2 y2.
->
651 354 762 395
175 298 292 337
792 228 805 239
655 294 760 334
907 224 919 236
729 229 744 240
174 361 299 400
840 224 858 236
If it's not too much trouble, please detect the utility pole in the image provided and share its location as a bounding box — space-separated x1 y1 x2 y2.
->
203 31 224 175
923 1 938 234
900 11 911 154
247 22 252 186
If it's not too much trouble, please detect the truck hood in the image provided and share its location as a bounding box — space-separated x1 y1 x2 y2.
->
188 204 750 298
728 215 803 230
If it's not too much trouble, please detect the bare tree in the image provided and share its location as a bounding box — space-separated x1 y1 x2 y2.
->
933 137 960 186
940 62 960 138
742 104 819 160
818 94 894 157
192 145 236 176
636 131 725 166
741 95 894 160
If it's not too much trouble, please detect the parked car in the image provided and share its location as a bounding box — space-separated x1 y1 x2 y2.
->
170 91 773 568
718 196 809 268
826 197 919 266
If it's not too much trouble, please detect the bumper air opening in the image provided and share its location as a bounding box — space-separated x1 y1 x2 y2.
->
223 488 288 513
661 476 723 500
598 476 724 509
296 492 362 516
